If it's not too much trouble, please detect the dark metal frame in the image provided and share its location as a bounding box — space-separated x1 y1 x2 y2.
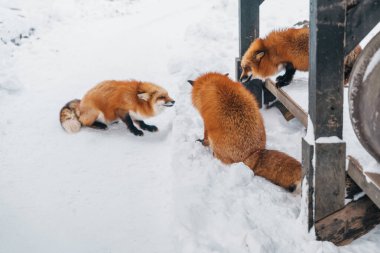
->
236 0 380 244
235 0 263 107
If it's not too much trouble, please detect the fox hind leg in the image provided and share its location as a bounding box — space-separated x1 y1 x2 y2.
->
89 121 108 130
79 109 100 127
135 120 158 132
196 128 210 146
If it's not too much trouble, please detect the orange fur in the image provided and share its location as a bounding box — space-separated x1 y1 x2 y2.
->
344 45 362 85
241 28 309 80
79 80 172 124
241 27 361 85
60 80 174 133
191 73 301 191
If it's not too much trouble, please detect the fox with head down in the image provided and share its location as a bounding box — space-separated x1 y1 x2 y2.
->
189 72 301 192
60 80 175 136
240 27 361 87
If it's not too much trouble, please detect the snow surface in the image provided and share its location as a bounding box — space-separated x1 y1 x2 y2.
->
1 0 380 253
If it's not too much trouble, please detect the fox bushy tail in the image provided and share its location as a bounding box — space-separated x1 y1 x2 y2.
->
59 99 81 133
244 149 302 192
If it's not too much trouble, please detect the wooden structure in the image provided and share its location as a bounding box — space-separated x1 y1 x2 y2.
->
236 0 380 245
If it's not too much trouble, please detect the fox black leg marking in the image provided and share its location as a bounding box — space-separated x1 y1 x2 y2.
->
122 114 144 136
196 138 210 146
89 121 108 130
135 120 158 132
276 63 296 88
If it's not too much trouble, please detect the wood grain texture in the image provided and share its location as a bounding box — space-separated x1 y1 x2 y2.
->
315 196 380 246
302 138 315 230
264 79 307 127
314 142 346 221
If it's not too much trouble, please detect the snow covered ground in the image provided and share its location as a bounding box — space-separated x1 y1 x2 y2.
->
1 0 380 253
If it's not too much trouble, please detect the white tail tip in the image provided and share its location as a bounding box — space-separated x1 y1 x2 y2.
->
62 119 81 133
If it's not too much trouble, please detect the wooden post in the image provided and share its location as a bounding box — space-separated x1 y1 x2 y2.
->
302 138 314 230
308 0 347 224
235 0 263 107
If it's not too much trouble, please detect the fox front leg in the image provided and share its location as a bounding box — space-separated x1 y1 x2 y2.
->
121 113 144 136
276 63 296 88
196 128 210 146
135 120 158 132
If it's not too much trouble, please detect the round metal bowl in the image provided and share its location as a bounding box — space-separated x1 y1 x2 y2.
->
349 31 380 163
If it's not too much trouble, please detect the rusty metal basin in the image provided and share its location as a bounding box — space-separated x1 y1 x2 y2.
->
349 31 380 163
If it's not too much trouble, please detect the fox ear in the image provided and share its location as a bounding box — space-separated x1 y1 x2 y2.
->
187 80 194 86
255 51 265 60
224 73 229 76
137 92 150 101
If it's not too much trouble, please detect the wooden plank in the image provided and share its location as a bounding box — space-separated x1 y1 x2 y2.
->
314 142 346 221
302 138 314 231
263 84 276 105
347 156 380 209
366 172 380 188
345 0 380 55
309 0 346 139
315 195 380 246
264 79 308 127
268 101 295 122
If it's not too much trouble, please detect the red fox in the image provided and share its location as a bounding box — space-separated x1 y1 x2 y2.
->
189 73 301 192
344 45 362 85
60 80 175 135
240 27 362 87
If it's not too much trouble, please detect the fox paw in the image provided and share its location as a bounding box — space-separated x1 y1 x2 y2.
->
275 75 291 88
145 125 158 132
131 129 144 136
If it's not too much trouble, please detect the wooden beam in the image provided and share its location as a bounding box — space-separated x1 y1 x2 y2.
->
309 0 346 139
347 156 380 209
308 0 347 223
315 195 380 246
345 0 380 55
264 79 308 127
314 141 346 221
302 138 315 230
268 101 295 122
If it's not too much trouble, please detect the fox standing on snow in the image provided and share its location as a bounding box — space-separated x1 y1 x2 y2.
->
189 73 301 192
240 27 361 87
60 80 175 136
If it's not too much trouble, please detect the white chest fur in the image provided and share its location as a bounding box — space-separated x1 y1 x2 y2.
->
129 111 149 120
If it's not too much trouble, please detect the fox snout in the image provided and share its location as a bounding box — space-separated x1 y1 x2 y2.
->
164 100 175 107
239 73 253 83
239 67 253 83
